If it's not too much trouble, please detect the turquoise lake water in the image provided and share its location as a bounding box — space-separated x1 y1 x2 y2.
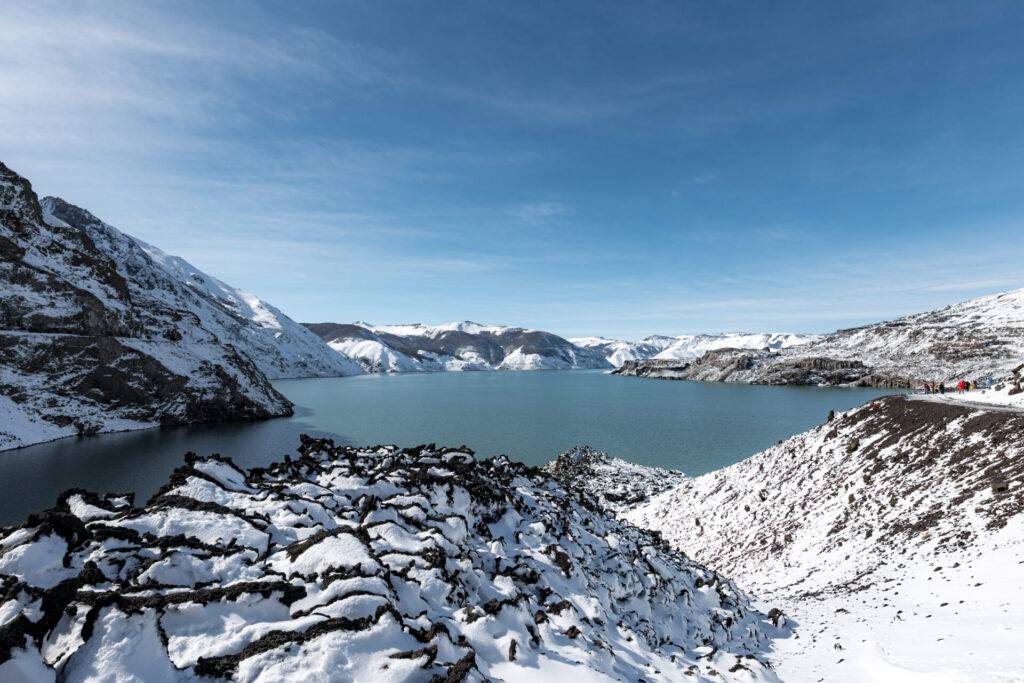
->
0 370 902 524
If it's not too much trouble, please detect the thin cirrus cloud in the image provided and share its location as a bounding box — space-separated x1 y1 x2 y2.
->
511 201 576 226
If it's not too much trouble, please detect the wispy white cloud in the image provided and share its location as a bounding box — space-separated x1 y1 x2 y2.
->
510 201 575 226
0 1 395 158
917 279 1024 293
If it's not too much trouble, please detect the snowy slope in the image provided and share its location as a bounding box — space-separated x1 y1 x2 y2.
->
0 439 786 682
570 333 819 367
0 161 293 451
41 197 364 381
305 321 611 373
786 287 1024 383
567 336 677 367
624 394 1024 681
652 333 820 359
615 289 1024 387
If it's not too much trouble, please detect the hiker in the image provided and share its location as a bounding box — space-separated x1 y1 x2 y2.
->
939 382 945 394
923 383 931 394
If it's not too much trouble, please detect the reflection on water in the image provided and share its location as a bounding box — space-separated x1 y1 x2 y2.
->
0 370 903 525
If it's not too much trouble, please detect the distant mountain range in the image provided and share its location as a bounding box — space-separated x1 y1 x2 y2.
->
303 321 610 372
614 288 1024 386
300 323 819 374
570 332 819 367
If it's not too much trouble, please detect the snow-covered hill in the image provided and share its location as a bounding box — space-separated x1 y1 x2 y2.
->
305 321 610 373
41 197 364 381
615 289 1024 387
0 439 786 682
0 161 294 450
571 333 819 367
624 394 1024 680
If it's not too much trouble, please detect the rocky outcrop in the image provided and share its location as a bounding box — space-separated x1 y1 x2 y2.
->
615 350 915 387
0 440 786 681
542 445 690 514
0 161 293 450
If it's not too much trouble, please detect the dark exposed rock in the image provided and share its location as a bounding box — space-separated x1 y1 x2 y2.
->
541 445 688 514
614 352 915 387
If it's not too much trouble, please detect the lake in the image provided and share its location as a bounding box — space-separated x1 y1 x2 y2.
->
0 370 902 525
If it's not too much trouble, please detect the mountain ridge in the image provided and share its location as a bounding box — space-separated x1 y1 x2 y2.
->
40 197 365 381
614 287 1024 386
0 161 293 451
304 320 611 372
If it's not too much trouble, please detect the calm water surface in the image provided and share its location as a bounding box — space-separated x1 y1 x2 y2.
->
0 371 902 524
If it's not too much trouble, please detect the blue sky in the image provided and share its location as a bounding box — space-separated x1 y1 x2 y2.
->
3 0 1024 339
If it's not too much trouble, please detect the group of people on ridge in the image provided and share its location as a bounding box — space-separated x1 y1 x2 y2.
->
922 377 993 394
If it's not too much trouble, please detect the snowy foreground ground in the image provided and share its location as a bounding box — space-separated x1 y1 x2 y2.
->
767 516 1024 682
0 440 784 682
623 394 1024 682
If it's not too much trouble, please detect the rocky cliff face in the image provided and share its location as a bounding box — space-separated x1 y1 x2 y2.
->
614 351 905 387
41 197 364 381
305 321 611 373
0 161 293 450
0 439 786 681
614 288 1024 387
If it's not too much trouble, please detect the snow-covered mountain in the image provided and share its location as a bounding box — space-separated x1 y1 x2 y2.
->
620 393 1024 680
615 288 1024 387
41 197 364 381
305 321 611 372
304 322 817 375
0 439 786 681
0 161 294 450
571 332 819 367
